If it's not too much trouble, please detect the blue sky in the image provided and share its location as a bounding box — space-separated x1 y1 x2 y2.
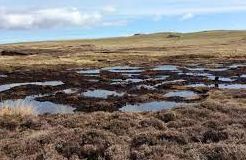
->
0 0 246 44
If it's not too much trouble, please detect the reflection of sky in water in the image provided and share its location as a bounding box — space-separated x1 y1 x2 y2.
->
77 69 100 74
229 64 246 69
120 101 183 112
152 65 179 71
102 66 144 73
63 88 79 94
0 81 64 92
0 75 7 78
152 75 169 80
218 84 246 89
111 78 144 85
241 74 246 78
188 83 246 89
0 96 74 115
207 76 235 82
136 85 156 90
165 91 197 98
82 89 125 99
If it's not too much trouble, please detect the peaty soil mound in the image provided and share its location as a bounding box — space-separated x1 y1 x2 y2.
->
0 50 30 56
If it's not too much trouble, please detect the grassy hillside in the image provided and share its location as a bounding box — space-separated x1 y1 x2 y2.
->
0 30 246 71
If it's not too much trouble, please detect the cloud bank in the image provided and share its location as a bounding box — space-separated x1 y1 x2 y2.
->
1 0 246 30
0 8 102 30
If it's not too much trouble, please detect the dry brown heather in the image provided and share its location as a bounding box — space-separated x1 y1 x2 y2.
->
0 89 246 160
0 30 246 71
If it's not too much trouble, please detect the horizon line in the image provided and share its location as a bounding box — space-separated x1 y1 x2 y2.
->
1 29 246 45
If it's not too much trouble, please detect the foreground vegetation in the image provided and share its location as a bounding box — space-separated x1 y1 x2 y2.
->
0 102 36 117
0 90 246 159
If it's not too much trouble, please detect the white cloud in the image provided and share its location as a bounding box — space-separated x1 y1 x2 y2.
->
2 0 246 30
0 8 102 30
181 13 194 20
102 5 117 13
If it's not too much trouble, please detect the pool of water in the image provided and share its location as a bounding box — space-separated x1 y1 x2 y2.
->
77 66 144 75
241 74 246 78
111 78 144 84
120 101 183 112
0 75 7 78
82 89 125 99
0 81 64 93
136 84 156 90
84 74 100 77
186 63 246 72
185 67 229 72
179 72 213 77
77 69 100 74
63 88 79 94
218 84 246 89
152 75 169 80
164 90 197 98
102 66 144 73
188 83 246 89
0 96 74 115
207 76 235 82
103 66 142 70
208 68 229 72
187 84 208 87
152 65 179 71
87 79 100 82
229 64 246 69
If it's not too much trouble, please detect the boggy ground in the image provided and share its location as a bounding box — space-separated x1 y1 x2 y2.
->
0 90 246 160
0 58 245 112
0 31 246 159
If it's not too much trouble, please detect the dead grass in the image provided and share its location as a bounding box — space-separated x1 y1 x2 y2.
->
0 30 246 71
0 103 36 117
0 90 245 159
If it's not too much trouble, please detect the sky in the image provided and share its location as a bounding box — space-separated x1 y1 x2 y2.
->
0 0 246 44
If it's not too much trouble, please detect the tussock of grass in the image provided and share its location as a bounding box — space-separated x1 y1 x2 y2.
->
0 103 36 117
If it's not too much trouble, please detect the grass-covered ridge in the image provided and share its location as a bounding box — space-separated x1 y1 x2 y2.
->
0 30 246 71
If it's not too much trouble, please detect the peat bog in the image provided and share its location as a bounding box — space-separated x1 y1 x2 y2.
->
0 61 245 114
